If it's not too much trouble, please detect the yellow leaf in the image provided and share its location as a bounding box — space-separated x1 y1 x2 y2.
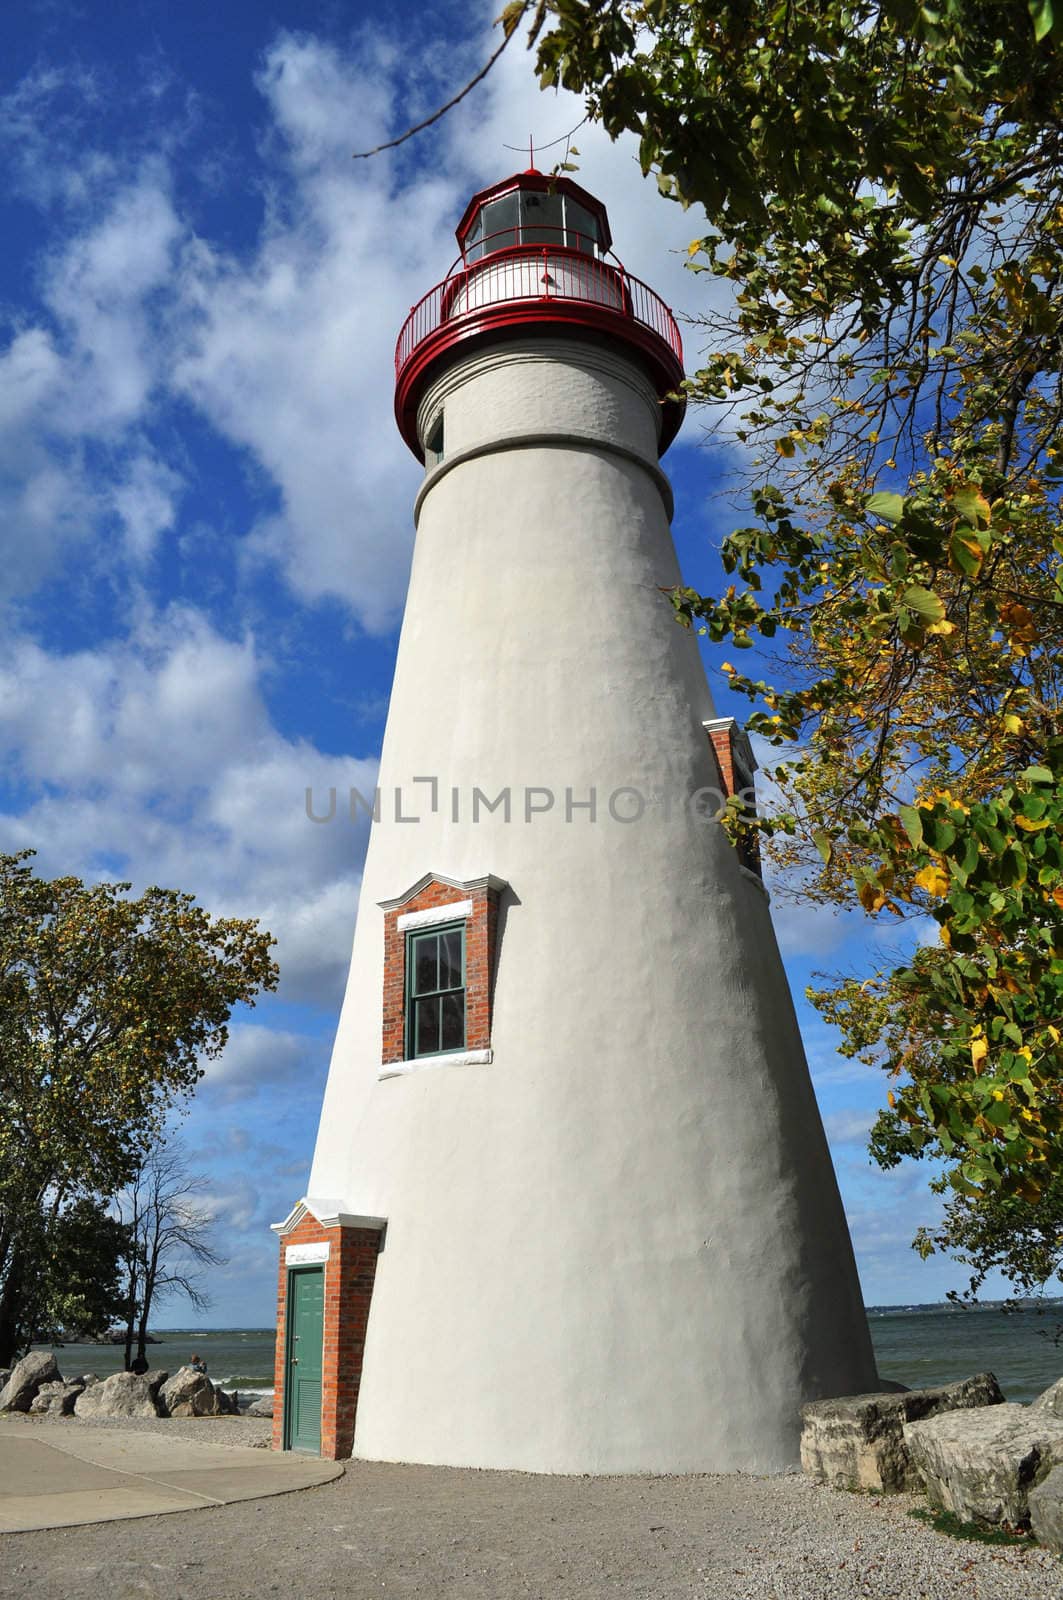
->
1000 600 1039 645
1004 713 1024 734
971 1034 988 1070
857 879 888 913
1016 815 1050 832
915 864 949 896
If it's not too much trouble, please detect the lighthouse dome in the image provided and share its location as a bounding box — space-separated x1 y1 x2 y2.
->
394 170 685 461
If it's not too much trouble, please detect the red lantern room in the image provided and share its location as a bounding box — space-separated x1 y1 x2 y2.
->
394 170 685 461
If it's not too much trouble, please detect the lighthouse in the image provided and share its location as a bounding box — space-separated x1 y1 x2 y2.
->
271 170 879 1472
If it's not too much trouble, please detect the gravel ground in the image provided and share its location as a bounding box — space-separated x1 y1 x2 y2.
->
6 1411 273 1449
3 1414 1062 1600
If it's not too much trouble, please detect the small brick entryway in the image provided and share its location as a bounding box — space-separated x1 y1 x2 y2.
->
271 1200 386 1460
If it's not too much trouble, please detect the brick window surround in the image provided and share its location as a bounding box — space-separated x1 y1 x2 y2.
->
704 717 762 878
270 1200 386 1460
378 872 507 1068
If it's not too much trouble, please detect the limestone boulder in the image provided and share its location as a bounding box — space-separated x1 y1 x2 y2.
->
246 1395 274 1418
29 1378 85 1416
904 1403 1063 1526
161 1366 235 1418
1031 1377 1063 1420
800 1372 1004 1492
0 1351 60 1413
1029 1463 1063 1553
75 1369 168 1419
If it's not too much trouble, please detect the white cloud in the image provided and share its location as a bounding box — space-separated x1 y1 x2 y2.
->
823 1108 875 1145
0 166 184 597
42 168 181 432
0 608 376 1008
0 14 734 623
111 452 182 563
201 1022 327 1098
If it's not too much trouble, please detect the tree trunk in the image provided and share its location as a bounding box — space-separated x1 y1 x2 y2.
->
135 1266 156 1367
122 1272 138 1371
0 1246 30 1367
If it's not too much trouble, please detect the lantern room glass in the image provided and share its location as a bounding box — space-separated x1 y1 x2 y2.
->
464 189 602 263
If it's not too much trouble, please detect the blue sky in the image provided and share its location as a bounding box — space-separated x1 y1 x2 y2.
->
1 0 997 1325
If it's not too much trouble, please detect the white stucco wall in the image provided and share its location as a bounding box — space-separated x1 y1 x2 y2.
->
308 334 878 1474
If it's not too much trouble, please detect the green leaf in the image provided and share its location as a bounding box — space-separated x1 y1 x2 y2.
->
948 531 985 578
865 491 905 523
924 816 957 852
1029 0 1055 41
903 586 946 624
813 830 833 865
899 805 924 847
1023 765 1054 785
951 483 992 528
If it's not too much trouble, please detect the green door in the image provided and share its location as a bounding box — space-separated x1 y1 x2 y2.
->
285 1266 324 1452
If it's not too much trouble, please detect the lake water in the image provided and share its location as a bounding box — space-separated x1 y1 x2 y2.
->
36 1302 1063 1405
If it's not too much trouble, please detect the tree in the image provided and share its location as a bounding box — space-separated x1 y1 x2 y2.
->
116 1143 225 1371
10 1198 129 1349
0 851 277 1363
512 1 1063 1282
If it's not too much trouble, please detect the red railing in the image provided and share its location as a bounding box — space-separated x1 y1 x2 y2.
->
395 244 683 376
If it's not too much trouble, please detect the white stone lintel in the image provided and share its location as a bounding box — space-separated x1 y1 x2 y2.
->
379 1048 493 1081
397 899 473 931
286 1241 330 1265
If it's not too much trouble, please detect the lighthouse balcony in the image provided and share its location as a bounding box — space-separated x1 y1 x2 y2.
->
394 233 685 459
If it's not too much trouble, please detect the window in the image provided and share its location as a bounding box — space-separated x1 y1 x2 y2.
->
379 872 507 1071
465 189 602 263
425 413 444 466
519 189 563 246
406 922 465 1058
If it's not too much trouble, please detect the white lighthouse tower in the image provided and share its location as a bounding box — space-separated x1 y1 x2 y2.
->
271 170 879 1471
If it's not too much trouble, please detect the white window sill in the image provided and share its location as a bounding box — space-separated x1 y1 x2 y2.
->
379 1048 493 1080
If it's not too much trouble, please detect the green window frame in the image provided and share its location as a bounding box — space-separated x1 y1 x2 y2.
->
405 921 466 1059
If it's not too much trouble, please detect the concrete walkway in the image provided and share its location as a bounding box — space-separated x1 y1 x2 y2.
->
0 1419 343 1532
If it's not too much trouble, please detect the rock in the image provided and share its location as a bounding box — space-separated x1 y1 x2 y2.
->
904 1403 1063 1527
0 1370 10 1393
75 1369 168 1419
161 1366 236 1418
30 1378 85 1416
247 1396 274 1418
0 1351 61 1413
1029 1463 1063 1553
800 1372 1005 1492
1032 1377 1063 1420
